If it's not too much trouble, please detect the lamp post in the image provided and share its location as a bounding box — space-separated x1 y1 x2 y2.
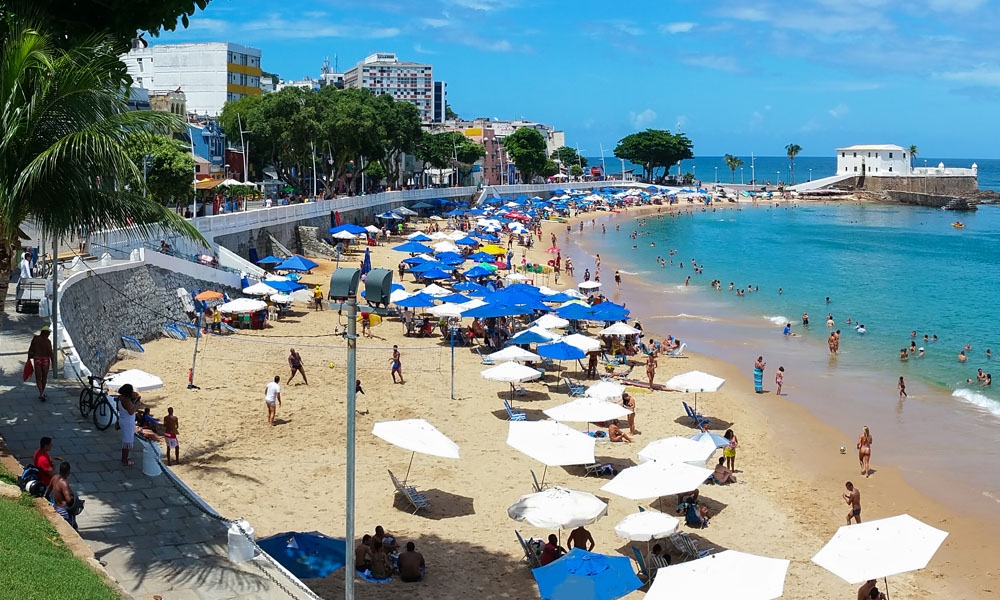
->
142 154 153 196
692 165 696 183
777 171 781 185
237 113 251 185
714 166 718 183
740 167 744 185
809 168 813 182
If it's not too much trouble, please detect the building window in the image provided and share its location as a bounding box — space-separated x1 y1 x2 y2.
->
841 152 845 157
854 166 858 172
889 152 893 158
853 152 857 158
889 166 893 172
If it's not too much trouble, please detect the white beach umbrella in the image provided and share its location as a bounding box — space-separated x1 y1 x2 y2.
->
488 346 541 363
599 322 641 336
600 461 713 501
458 298 487 311
637 436 718 466
562 333 603 353
508 487 608 530
543 397 632 423
507 421 596 488
389 289 412 304
690 431 731 449
433 241 460 254
394 206 418 216
811 514 949 584
427 303 465 318
429 215 444 221
365 225 380 233
664 370 726 412
579 281 602 291
290 289 313 303
447 230 467 240
269 293 293 304
481 361 543 383
584 380 626 401
218 298 268 314
561 289 587 300
373 418 460 483
614 511 681 542
104 369 164 391
331 230 357 240
647 551 790 600
242 281 279 296
421 283 451 298
531 314 570 330
505 272 527 282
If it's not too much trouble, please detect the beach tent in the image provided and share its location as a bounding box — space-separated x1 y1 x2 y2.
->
275 255 319 272
614 511 681 543
637 436 718 466
373 418 459 483
664 370 726 412
488 346 541 363
647 551 790 600
543 397 632 423
600 461 713 502
507 421 596 488
533 549 643 600
508 487 607 530
256 532 347 580
104 369 164 392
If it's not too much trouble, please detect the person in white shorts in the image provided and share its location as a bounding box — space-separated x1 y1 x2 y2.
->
265 376 281 426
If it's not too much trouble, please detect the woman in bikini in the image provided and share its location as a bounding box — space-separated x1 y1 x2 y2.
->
645 353 657 389
857 426 873 477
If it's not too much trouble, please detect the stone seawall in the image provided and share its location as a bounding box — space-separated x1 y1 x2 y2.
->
60 264 241 376
213 214 333 260
880 190 978 210
859 176 978 195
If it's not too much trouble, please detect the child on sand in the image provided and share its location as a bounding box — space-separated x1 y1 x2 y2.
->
898 376 907 398
775 366 785 395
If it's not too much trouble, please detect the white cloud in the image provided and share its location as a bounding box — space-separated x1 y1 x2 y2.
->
660 22 695 34
446 0 515 10
243 15 400 38
613 21 644 36
422 17 451 28
939 66 1000 86
927 0 986 12
464 38 515 52
629 108 657 129
828 103 849 118
414 43 437 54
681 54 741 73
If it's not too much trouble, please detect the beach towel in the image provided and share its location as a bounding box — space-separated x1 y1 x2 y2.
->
753 366 763 393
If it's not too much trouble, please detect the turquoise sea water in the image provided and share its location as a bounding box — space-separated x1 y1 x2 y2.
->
567 202 1000 512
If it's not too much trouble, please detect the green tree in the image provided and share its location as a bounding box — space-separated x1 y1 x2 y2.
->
613 129 694 181
372 93 422 186
364 161 386 186
129 135 195 205
570 164 584 178
724 154 744 184
785 143 802 184
682 172 695 184
908 145 919 169
445 103 458 120
541 159 560 179
0 17 201 311
414 131 484 186
505 128 548 183
552 146 587 168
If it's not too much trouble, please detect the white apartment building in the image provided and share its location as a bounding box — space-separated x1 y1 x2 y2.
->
121 42 262 116
343 53 437 122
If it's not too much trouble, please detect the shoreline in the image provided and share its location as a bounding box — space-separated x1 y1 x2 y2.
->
544 203 996 598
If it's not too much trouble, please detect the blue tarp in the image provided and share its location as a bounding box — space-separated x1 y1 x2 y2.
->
257 531 347 581
533 548 642 600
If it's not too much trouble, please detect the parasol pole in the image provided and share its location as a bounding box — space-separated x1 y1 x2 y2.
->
403 451 415 485
187 308 203 390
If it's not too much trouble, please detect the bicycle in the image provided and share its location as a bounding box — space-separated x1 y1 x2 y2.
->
78 376 117 431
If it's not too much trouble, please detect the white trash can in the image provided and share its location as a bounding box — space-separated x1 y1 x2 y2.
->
141 441 162 477
228 519 256 563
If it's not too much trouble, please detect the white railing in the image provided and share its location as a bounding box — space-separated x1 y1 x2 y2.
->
910 166 978 177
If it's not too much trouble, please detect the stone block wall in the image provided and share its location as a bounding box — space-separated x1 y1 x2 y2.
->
60 264 241 376
861 176 978 195
297 226 342 258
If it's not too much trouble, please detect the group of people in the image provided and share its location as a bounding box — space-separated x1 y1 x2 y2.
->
354 526 425 583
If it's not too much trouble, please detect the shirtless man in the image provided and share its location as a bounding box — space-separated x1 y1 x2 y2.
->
858 580 887 600
828 332 837 355
608 420 632 443
567 525 595 551
355 534 373 572
50 462 78 530
288 348 308 384
713 457 736 484
163 407 180 465
397 541 426 583
844 481 862 524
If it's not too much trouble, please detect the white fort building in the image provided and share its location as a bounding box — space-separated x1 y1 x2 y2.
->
836 144 977 178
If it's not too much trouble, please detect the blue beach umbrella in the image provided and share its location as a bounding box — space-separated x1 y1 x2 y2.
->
257 531 347 580
508 327 559 345
393 241 434 254
541 293 575 304
444 209 466 217
455 236 479 246
396 293 437 308
439 293 471 304
256 255 284 265
556 304 600 321
464 265 495 278
329 224 367 235
409 233 433 242
454 281 485 293
467 251 495 263
361 248 372 275
462 303 535 319
402 255 428 266
435 252 466 265
536 341 587 361
411 201 434 209
420 268 453 281
275 255 319 272
265 279 306 293
378 211 403 220
409 261 451 273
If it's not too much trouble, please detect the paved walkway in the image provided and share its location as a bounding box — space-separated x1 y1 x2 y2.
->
1 283 313 600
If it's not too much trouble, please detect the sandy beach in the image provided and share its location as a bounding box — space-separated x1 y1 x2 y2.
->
125 202 995 599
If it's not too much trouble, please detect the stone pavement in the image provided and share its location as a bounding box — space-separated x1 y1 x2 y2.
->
1 283 315 600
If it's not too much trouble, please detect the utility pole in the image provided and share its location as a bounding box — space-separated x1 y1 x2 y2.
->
599 143 607 179
50 234 59 379
312 141 317 199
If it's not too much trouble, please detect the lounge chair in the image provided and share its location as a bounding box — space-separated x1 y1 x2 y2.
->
175 321 201 338
682 402 711 429
563 377 586 396
515 530 541 568
669 531 714 561
631 546 650 580
162 324 187 340
665 342 687 358
476 347 495 365
530 469 545 493
388 469 431 514
219 322 238 335
583 463 616 477
121 336 145 353
504 399 526 421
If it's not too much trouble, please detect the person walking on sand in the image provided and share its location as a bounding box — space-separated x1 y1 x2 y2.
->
844 481 862 524
614 270 621 290
898 376 907 398
753 356 766 393
857 426 872 477
391 345 404 384
723 429 739 472
775 366 785 395
622 392 638 435
163 407 180 465
645 353 657 389
288 348 308 385
264 376 281 426
27 326 54 401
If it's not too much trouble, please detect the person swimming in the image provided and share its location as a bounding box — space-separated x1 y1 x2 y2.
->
857 324 867 334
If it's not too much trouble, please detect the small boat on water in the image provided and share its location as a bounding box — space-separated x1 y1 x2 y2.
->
952 222 965 229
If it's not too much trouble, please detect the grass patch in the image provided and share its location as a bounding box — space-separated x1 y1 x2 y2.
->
0 492 119 599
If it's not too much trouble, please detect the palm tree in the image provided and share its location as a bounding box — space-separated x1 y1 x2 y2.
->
724 154 744 184
908 145 919 170
0 18 202 315
785 144 802 184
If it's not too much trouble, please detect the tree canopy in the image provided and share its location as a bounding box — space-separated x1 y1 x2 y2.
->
552 146 587 168
785 143 802 184
218 86 423 193
129 135 196 205
504 128 548 183
414 131 485 186
613 129 694 181
724 154 744 184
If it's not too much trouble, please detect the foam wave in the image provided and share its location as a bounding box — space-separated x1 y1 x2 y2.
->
618 270 640 275
764 315 788 326
952 388 1000 417
666 313 717 322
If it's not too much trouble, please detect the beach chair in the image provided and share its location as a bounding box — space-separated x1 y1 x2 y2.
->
504 399 526 421
219 322 238 335
669 531 714 562
682 402 711 429
162 324 187 340
665 342 687 358
515 530 541 568
631 546 650 580
583 463 616 477
121 336 145 353
530 470 546 493
513 383 528 397
563 377 586 396
388 469 431 514
175 321 200 338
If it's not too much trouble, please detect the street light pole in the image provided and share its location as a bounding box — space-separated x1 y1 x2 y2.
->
714 166 718 183
740 167 744 185
809 168 813 182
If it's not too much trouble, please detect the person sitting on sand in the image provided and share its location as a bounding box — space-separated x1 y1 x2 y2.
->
397 541 425 583
373 525 397 552
712 457 736 484
608 420 632 443
858 579 886 600
539 534 566 566
567 525 595 551
681 500 710 528
355 535 373 572
369 539 392 579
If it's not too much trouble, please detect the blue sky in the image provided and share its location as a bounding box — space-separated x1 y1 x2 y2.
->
156 0 1000 158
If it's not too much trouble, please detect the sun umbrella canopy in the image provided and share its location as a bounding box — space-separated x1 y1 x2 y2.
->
395 293 438 308
194 290 224 301
811 514 949 584
508 326 561 345
481 361 543 383
275 255 319 272
393 241 435 254
265 279 306 293
378 211 403 219
600 461 713 500
507 420 596 467
536 341 587 361
372 419 460 459
614 511 681 542
579 281 602 290
426 303 465 318
481 244 507 255
420 283 451 297
637 436 718 466
394 206 418 216
218 298 268 313
531 314 570 330
584 380 626 401
420 268 452 280
543 398 632 423
256 255 284 265
664 371 726 393
599 322 641 336
439 293 471 304
243 282 279 296
270 293 293 304
489 346 541 363
508 487 607 529
690 431 731 448
104 369 164 391
257 531 347 580
533 548 643 600
329 223 367 235
647 551 790 600
331 230 356 240
408 232 432 241
562 334 603 354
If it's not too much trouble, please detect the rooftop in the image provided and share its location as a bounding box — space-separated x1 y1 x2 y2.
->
836 144 906 151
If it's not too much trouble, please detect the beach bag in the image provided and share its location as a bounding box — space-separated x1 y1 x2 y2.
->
22 360 33 382
17 465 46 497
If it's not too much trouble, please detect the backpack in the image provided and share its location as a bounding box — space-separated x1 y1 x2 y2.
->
17 465 46 497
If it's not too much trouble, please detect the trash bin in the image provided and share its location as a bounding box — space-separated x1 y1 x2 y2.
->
142 441 162 477
228 519 256 563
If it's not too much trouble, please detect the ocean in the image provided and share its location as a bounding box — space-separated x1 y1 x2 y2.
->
589 155 1000 191
565 201 1000 515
